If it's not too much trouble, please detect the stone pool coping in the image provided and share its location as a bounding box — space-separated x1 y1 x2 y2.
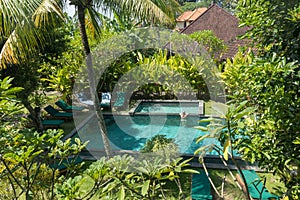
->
77 148 258 170
129 99 204 116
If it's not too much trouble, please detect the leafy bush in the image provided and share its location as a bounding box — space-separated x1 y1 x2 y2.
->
222 52 300 198
140 134 179 153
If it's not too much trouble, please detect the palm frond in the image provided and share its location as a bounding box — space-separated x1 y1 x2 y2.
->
33 0 65 27
0 0 65 68
0 26 40 67
0 0 39 28
100 0 180 25
85 7 103 38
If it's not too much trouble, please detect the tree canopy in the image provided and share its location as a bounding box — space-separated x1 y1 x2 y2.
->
237 0 300 61
220 1 300 198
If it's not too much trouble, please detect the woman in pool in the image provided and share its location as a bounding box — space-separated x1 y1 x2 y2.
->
180 111 188 119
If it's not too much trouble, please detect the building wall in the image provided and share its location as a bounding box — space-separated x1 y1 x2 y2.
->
176 21 185 29
181 5 248 43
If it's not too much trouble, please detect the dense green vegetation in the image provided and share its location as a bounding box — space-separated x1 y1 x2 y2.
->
179 0 237 12
0 0 299 199
224 1 300 198
189 30 227 59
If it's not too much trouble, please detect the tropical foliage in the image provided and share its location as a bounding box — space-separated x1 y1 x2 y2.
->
222 53 300 198
40 24 84 103
55 155 196 199
1 0 299 199
70 0 182 158
0 129 86 199
179 0 237 13
1 20 73 129
99 49 210 101
194 101 255 200
140 134 179 154
0 77 87 199
179 1 210 12
189 30 227 59
218 1 300 198
0 0 63 67
0 77 23 123
237 0 300 61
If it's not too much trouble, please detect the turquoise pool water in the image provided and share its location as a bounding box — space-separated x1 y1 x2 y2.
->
134 101 201 115
77 115 221 155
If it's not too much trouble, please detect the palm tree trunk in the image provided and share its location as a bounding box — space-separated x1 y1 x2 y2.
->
77 3 112 157
23 100 44 131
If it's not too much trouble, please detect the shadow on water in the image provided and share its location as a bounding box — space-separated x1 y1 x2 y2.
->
105 116 148 150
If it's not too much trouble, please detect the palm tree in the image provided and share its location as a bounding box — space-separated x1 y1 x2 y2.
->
0 0 64 130
1 0 180 156
0 0 64 66
69 0 181 157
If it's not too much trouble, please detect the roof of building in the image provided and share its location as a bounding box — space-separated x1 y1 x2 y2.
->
180 4 249 42
180 4 251 59
176 7 207 22
176 10 193 22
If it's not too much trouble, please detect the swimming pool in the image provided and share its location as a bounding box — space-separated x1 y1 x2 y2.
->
76 114 221 156
131 100 204 115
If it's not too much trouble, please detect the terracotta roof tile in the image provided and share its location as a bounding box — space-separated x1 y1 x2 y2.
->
189 7 207 21
176 7 207 22
180 4 251 59
176 11 193 22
